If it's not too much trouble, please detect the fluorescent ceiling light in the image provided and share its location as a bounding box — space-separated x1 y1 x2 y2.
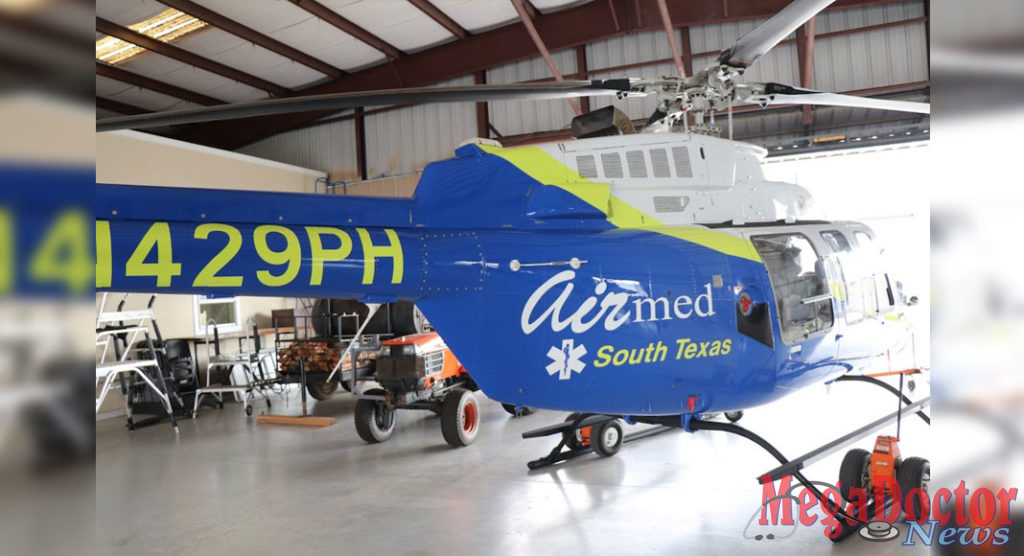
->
96 8 208 65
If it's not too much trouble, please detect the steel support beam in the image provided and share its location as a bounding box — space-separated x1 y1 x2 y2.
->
796 17 817 126
520 16 925 84
680 25 694 77
354 106 367 181
656 0 687 77
288 0 403 60
96 97 150 116
158 0 345 78
177 0 909 148
510 0 581 115
408 0 468 40
95 17 291 97
475 71 489 138
96 62 226 106
575 45 590 114
211 16 927 145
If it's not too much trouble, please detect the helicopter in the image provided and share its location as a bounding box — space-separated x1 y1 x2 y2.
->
96 0 928 428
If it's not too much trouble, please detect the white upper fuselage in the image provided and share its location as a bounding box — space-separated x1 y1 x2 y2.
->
520 132 811 226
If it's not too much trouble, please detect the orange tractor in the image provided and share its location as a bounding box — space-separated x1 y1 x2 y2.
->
353 331 483 448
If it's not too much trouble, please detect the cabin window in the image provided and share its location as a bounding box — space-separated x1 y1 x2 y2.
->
820 230 852 253
650 148 671 177
600 152 623 178
626 150 647 178
672 146 692 177
576 155 598 178
752 233 834 343
854 231 874 248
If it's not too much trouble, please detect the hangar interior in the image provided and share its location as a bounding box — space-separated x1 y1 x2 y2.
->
95 1 931 554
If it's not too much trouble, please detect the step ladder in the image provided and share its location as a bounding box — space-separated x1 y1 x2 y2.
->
95 293 179 434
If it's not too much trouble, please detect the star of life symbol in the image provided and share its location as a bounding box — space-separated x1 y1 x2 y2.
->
546 339 587 380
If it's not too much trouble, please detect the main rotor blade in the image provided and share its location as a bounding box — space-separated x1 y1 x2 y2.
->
718 0 835 69
96 80 635 132
745 83 931 114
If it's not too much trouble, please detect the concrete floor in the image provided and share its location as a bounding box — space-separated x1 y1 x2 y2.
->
96 381 930 556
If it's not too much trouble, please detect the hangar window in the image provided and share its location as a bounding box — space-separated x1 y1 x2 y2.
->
672 146 692 177
193 295 242 336
752 233 834 344
576 154 598 178
649 148 671 177
601 152 623 178
626 150 647 178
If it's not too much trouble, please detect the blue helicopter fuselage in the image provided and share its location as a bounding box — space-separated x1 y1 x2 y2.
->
96 141 905 417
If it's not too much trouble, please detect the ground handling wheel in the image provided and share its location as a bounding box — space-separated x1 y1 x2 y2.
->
839 448 872 500
561 412 589 450
354 389 396 443
244 404 253 417
898 457 930 520
725 411 744 423
441 388 480 447
306 378 338 401
502 403 535 417
591 419 623 458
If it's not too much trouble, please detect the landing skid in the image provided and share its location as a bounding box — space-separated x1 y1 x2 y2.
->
523 375 930 542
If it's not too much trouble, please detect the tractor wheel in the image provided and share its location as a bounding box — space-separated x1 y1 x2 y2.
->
725 411 744 423
502 403 535 417
440 388 480 447
306 378 338 401
354 389 396 443
591 420 624 458
839 448 872 500
898 457 930 520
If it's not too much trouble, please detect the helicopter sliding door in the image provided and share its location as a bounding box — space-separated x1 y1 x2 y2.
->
825 227 904 371
749 232 843 388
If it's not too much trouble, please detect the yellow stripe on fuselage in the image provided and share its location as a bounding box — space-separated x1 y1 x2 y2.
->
638 226 762 262
477 143 761 263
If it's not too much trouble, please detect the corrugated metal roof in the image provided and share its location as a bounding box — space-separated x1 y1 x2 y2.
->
97 0 929 166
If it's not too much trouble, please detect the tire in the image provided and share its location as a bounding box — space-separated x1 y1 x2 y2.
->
591 419 623 458
725 411 744 423
839 448 872 500
440 388 481 447
898 457 930 520
306 378 338 401
244 404 253 416
502 403 536 417
354 389 396 443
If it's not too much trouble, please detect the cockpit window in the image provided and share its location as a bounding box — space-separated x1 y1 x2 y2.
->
752 233 834 344
820 230 852 253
